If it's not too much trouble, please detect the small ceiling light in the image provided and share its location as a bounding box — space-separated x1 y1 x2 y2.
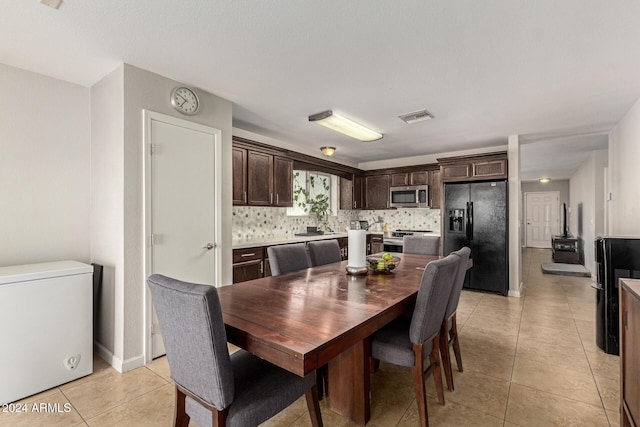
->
539 178 551 184
309 110 383 142
320 146 336 157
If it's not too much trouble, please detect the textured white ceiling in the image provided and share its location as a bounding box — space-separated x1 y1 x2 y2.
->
2 1 639 170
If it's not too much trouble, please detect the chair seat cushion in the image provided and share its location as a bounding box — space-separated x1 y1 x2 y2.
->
186 350 315 427
371 317 433 368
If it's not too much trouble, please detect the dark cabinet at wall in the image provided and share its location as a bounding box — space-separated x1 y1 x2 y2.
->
353 176 364 209
273 156 293 207
232 247 264 284
365 175 390 209
245 151 293 207
429 169 442 209
439 154 508 183
340 176 364 210
390 171 429 187
247 151 273 205
410 171 429 186
232 147 247 205
340 177 352 210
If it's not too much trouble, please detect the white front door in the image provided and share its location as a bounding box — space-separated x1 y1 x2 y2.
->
525 191 559 248
144 111 222 360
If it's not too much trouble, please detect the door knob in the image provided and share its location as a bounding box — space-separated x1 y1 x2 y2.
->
203 243 215 250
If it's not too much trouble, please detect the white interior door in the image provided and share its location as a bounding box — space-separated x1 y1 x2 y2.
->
525 191 559 248
144 111 221 360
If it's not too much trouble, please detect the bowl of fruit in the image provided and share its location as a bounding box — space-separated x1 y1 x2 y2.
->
366 253 401 274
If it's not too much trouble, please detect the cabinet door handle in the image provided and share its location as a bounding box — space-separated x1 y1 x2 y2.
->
270 193 273 204
244 191 247 203
241 253 256 257
353 201 356 209
276 193 279 205
260 261 263 275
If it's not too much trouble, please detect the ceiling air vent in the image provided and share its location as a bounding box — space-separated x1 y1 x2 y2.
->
398 109 434 124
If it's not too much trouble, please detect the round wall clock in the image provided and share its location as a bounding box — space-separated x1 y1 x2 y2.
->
170 86 199 115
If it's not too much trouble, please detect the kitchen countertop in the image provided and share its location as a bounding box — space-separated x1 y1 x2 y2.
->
232 230 439 249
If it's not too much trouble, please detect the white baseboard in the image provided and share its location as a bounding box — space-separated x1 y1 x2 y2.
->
508 280 524 298
94 341 144 373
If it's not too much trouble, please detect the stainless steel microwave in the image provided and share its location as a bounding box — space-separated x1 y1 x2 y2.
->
390 185 429 208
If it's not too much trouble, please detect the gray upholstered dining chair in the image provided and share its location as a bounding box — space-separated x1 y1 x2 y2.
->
370 254 459 427
440 246 471 392
307 239 342 267
147 274 323 427
402 235 440 256
267 243 310 276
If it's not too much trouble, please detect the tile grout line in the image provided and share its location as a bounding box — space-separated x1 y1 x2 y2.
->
61 366 171 424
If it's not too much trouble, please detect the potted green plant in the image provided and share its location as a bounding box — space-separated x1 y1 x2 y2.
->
293 172 331 230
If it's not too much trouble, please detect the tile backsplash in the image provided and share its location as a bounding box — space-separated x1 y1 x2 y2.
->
232 207 441 242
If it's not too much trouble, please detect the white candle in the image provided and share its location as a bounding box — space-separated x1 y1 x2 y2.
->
348 230 367 268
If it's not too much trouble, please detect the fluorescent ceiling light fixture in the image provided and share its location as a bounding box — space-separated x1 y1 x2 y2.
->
309 111 382 142
320 146 336 156
398 109 434 124
539 178 551 183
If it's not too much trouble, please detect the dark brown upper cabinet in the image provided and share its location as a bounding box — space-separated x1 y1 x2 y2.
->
232 147 247 205
245 151 293 207
340 175 364 210
439 153 508 183
273 156 293 207
428 169 442 209
390 171 428 187
365 175 390 209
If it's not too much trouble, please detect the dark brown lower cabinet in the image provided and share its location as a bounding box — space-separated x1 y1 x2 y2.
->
232 247 264 284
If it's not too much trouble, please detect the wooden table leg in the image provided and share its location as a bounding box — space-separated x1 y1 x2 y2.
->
327 338 371 425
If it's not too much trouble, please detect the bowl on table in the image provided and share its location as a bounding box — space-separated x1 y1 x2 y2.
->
366 254 401 274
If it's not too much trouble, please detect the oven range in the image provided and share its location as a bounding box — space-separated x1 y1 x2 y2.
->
382 230 435 253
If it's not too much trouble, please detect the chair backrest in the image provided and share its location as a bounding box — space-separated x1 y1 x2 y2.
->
147 274 234 410
403 235 440 256
307 239 342 267
267 243 310 276
409 254 459 344
445 247 471 319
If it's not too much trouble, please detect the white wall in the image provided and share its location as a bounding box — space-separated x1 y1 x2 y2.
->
90 65 125 362
569 150 608 275
0 63 90 267
91 64 233 371
609 97 640 236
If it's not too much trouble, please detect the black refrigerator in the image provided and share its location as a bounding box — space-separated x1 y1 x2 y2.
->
594 237 640 355
443 180 508 295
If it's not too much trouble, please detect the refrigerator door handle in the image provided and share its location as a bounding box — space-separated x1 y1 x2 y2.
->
466 201 473 241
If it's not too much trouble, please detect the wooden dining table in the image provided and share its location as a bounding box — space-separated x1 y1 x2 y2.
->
217 253 438 425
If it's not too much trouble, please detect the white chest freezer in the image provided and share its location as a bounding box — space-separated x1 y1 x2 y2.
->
0 261 93 404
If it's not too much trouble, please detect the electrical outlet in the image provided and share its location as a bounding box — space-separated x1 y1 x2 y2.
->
63 354 81 371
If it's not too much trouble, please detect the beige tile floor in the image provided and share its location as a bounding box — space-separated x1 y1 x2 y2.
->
0 248 620 426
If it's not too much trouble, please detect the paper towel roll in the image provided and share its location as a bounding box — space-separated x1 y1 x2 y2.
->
348 230 367 268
